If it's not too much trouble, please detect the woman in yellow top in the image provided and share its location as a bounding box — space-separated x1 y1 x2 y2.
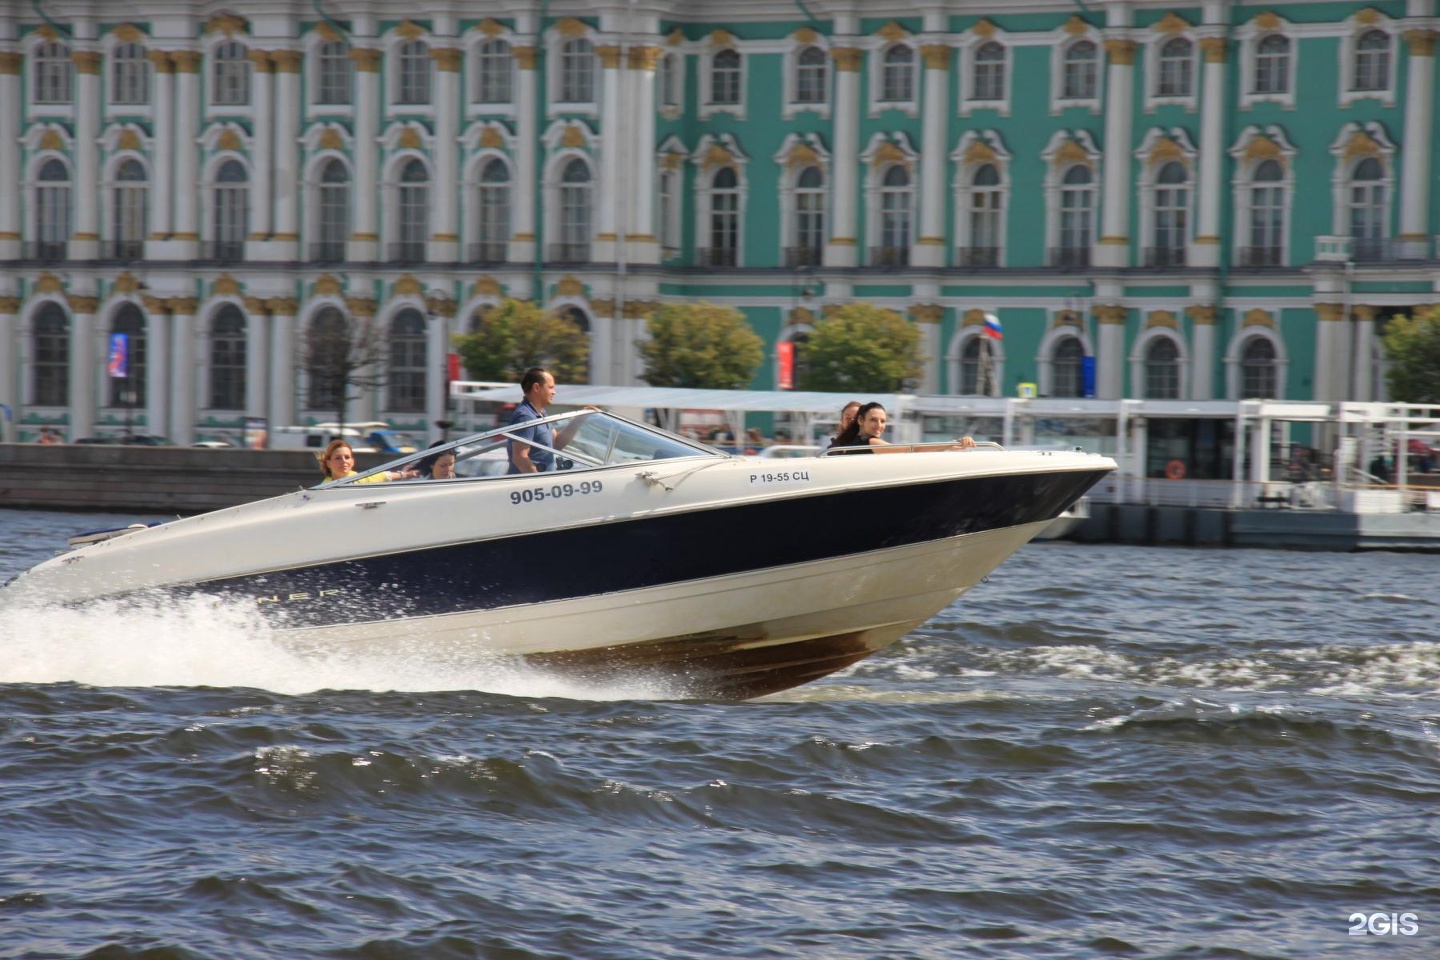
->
318 439 418 484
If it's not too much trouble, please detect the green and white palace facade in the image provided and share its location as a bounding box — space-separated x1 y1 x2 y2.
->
1 0 1438 444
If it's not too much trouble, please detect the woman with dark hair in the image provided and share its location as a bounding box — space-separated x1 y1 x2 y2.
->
830 402 977 454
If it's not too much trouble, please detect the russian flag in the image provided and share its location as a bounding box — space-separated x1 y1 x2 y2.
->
982 312 1003 340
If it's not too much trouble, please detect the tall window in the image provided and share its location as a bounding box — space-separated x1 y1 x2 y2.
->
111 43 150 105
1156 37 1193 97
708 166 740 267
659 168 678 254
973 42 1005 101
212 41 250 106
880 45 914 102
1052 336 1084 397
1240 338 1277 399
658 52 680 109
35 158 71 259
1248 159 1284 266
877 165 912 265
474 38 512 104
33 42 72 104
557 158 592 260
967 164 1002 266
111 159 148 259
794 166 825 264
559 38 595 103
212 159 249 260
209 304 247 410
711 49 741 105
476 158 510 261
108 305 147 408
1254 34 1290 94
1353 30 1389 92
33 303 69 406
960 338 983 395
397 40 431 105
1349 157 1385 260
307 306 348 411
1062 41 1098 99
315 40 352 105
1145 338 1180 399
388 309 427 413
1153 161 1189 265
795 46 827 103
397 158 429 261
316 159 349 261
1058 165 1093 266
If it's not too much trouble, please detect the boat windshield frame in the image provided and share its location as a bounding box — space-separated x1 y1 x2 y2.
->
318 409 726 487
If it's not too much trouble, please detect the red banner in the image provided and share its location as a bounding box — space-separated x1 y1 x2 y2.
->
447 353 461 383
777 341 794 390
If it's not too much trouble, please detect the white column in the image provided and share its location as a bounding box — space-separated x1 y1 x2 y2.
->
1192 37 1228 269
70 50 103 259
511 44 538 263
425 305 450 436
172 51 202 253
1353 304 1377 401
914 43 950 269
1188 305 1216 399
243 299 270 424
270 50 302 259
70 301 97 438
246 50 275 250
626 45 660 265
429 47 462 262
0 297 17 431
146 52 175 247
348 48 381 261
1398 29 1437 257
167 303 194 444
1096 39 1137 269
267 300 297 429
1313 303 1344 401
592 44 623 264
0 52 21 258
1096 305 1127 399
147 302 172 438
827 45 861 268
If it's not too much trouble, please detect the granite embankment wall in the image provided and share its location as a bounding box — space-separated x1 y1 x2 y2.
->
0 444 394 514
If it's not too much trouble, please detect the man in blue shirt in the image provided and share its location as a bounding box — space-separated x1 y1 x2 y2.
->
506 367 590 473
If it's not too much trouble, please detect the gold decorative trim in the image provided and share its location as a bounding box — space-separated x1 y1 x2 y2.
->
1314 303 1344 322
1104 39 1137 65
172 50 202 73
396 20 426 41
1199 36 1228 64
272 50 303 74
479 126 505 150
168 297 199 315
709 29 736 48
629 46 661 71
512 46 537 70
472 276 502 297
1404 29 1438 57
204 14 249 38
1254 12 1282 32
1064 15 1091 37
785 142 819 169
795 27 819 45
266 297 298 316
1146 310 1179 330
877 21 910 42
217 129 243 152
1186 305 1217 326
556 18 589 38
0 52 23 75
972 19 997 39
71 51 103 75
1244 308 1275 328
247 50 274 73
1148 136 1184 166
1053 309 1082 328
147 50 175 73
561 124 588 149
350 48 382 72
399 127 423 150
666 28 685 47
1355 8 1382 26
477 19 506 38
40 129 65 151
1098 236 1129 246
313 274 343 297
1154 13 1192 35
394 274 423 297
555 275 586 298
113 24 146 44
920 44 951 70
1095 305 1129 325
319 128 344 151
871 141 908 170
70 296 100 314
345 296 376 318
831 47 862 72
36 272 66 294
315 22 341 43
431 48 463 72
788 306 815 327
117 129 142 152
910 303 944 324
0 296 22 314
213 274 241 296
1193 235 1219 245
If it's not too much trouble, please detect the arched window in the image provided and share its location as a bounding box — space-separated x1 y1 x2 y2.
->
32 303 69 406
1152 161 1189 266
209 304 247 410
1062 41 1098 99
795 46 827 103
1240 338 1277 399
876 165 912 266
560 307 591 382
388 309 427 413
307 306 349 412
212 40 250 106
1052 336 1084 397
212 159 248 261
315 40 352 105
960 337 984 395
35 158 72 260
1349 156 1386 260
711 49 742 105
1157 37 1193 97
1254 34 1290 94
315 159 349 262
476 158 511 262
108 304 147 408
1144 338 1180 399
1248 159 1284 266
112 158 148 260
973 42 1005 101
556 158 591 261
708 166 740 267
33 41 72 104
1353 30 1389 92
967 163 1002 267
658 52 681 109
111 43 150 105
1057 165 1093 267
397 39 431 105
396 158 429 262
474 38 512 103
880 45 914 102
559 38 595 103
793 166 825 266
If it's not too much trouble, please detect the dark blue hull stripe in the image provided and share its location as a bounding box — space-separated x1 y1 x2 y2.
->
192 468 1109 628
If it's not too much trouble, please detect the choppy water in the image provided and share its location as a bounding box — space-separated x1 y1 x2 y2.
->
1 507 1437 960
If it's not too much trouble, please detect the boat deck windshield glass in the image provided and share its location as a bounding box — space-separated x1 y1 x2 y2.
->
327 411 719 485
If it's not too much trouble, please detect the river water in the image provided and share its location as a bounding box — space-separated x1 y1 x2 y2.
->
0 507 1436 960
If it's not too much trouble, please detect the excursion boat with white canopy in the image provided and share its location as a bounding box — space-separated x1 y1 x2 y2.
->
2 411 1115 699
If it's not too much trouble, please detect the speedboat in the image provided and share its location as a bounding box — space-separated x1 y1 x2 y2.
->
2 411 1115 699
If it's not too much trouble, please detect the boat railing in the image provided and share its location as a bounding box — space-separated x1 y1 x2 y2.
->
819 439 1004 456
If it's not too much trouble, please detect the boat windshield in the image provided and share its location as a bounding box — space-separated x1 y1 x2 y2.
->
324 410 723 486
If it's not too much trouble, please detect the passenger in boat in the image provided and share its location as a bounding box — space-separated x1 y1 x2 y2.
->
819 400 862 452
415 442 458 480
830 402 977 454
317 439 418 484
506 367 593 474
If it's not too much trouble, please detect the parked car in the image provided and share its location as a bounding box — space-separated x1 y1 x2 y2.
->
123 434 172 446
